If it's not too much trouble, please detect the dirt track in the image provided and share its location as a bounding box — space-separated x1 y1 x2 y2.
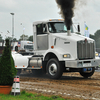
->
20 70 100 100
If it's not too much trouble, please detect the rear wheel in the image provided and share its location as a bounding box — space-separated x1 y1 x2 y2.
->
46 58 63 79
79 67 95 78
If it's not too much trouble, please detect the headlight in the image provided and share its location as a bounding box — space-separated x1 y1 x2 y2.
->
95 52 99 57
63 54 70 58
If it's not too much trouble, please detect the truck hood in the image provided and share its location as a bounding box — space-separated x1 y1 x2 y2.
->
52 33 94 42
51 32 95 60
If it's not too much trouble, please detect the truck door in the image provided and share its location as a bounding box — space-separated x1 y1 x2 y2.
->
36 24 48 50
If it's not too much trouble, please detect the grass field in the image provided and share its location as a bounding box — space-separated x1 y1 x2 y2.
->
0 91 72 100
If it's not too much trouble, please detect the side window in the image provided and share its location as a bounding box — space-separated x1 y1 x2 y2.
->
36 24 47 35
36 24 43 35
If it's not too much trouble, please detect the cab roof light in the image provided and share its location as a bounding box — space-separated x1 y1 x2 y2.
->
49 19 52 21
61 19 64 21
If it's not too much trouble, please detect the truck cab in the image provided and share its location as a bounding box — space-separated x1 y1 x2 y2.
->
30 19 100 78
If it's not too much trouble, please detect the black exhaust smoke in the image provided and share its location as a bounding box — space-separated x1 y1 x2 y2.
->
56 0 75 35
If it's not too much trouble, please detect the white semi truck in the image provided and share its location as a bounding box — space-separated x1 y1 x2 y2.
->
18 41 33 52
12 19 100 79
12 40 34 55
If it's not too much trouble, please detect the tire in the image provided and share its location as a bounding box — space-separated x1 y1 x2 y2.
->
79 67 95 78
17 69 21 75
46 58 63 79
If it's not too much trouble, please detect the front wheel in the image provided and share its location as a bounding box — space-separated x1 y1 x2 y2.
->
46 58 63 79
79 67 95 78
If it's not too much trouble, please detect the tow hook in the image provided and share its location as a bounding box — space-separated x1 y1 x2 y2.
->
83 68 92 73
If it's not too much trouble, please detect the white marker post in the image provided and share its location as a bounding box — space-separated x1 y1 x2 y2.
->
11 76 20 96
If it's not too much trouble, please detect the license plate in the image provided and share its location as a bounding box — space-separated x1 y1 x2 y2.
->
83 63 91 67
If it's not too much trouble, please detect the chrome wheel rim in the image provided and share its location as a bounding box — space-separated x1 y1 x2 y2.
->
49 63 57 76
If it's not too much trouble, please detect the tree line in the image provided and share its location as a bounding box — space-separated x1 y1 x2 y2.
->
0 34 33 42
90 30 100 48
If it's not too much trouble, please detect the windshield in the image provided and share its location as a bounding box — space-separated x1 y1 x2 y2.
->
48 22 73 33
24 45 33 50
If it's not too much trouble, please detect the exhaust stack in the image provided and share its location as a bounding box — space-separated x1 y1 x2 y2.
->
55 0 75 36
67 30 71 36
67 26 71 36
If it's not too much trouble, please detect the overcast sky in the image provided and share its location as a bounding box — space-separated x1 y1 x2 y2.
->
0 0 100 40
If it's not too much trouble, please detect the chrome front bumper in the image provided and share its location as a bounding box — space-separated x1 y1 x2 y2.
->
65 59 100 68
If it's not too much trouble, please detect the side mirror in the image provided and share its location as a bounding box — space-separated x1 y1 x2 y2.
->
77 25 80 32
42 24 47 33
43 27 45 33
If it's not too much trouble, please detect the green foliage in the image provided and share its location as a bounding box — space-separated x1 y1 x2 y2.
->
0 39 17 86
0 91 69 100
28 35 33 42
21 90 26 94
19 34 29 41
51 95 59 99
25 93 33 97
12 38 18 42
90 30 100 48
0 34 3 42
6 37 12 41
90 34 95 39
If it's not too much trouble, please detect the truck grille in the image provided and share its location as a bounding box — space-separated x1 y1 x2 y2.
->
77 40 95 60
